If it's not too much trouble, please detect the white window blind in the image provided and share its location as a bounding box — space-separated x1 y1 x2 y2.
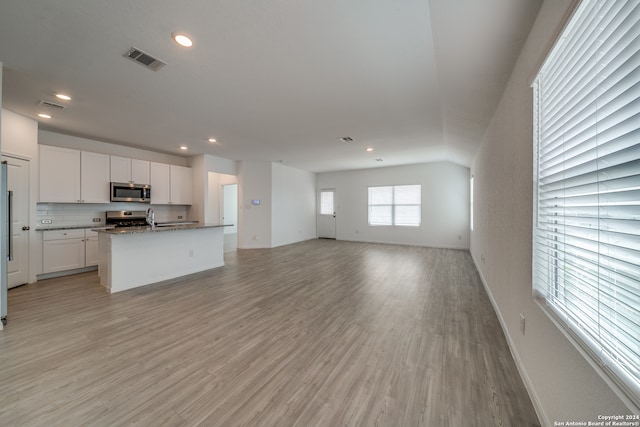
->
368 185 421 226
470 176 474 231
320 190 334 215
532 0 640 409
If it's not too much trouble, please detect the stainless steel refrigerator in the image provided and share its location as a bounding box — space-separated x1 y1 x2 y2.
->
1 160 9 326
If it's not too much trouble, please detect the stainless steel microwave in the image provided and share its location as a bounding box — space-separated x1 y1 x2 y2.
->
110 182 151 203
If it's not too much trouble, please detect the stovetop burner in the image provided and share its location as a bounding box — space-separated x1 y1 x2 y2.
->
113 221 147 228
106 210 148 228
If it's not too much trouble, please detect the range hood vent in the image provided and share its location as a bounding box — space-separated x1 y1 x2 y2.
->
124 47 167 71
38 100 66 111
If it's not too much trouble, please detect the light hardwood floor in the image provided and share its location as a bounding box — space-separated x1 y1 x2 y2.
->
0 240 540 427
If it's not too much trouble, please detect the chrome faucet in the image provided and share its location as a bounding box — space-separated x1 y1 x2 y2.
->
146 208 155 229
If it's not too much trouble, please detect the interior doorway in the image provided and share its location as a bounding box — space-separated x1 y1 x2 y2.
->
207 172 238 253
222 184 238 252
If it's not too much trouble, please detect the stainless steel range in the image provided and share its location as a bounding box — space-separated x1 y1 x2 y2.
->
105 211 148 228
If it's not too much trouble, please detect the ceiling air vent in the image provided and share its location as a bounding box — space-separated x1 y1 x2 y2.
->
124 47 167 71
38 100 65 111
339 137 354 143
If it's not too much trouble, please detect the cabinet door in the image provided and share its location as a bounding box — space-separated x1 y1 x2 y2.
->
43 238 85 273
81 152 111 203
131 159 150 185
85 237 99 267
170 165 192 205
39 145 81 202
110 156 131 183
150 162 170 204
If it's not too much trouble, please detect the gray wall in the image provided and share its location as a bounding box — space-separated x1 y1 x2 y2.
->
470 0 632 424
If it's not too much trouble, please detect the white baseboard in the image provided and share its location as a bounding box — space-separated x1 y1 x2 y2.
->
470 253 550 427
338 237 469 251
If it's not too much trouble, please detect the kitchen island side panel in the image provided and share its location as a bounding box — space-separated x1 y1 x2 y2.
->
99 226 224 293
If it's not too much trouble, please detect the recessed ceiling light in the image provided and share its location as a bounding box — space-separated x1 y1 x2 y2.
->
37 113 52 119
208 138 217 143
172 33 193 48
179 145 188 150
366 147 374 152
55 93 71 101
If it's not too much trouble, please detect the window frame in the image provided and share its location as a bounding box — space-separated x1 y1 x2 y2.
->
531 0 640 411
367 184 421 227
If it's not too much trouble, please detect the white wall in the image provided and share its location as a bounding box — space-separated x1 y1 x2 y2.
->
317 162 469 249
1 109 40 283
204 154 237 176
189 155 205 223
189 154 238 224
237 161 272 248
237 161 315 249
271 163 316 247
470 0 632 424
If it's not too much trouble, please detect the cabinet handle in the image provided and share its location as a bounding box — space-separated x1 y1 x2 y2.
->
22 226 30 231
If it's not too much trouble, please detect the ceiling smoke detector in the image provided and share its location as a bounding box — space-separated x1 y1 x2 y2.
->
38 100 66 111
339 137 354 143
124 47 167 71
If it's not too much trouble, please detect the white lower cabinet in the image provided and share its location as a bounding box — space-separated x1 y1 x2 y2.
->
42 229 99 274
85 230 99 267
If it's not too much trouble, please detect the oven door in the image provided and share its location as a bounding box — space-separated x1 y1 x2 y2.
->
110 182 151 203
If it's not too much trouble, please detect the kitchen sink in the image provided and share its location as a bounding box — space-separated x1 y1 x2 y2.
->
155 221 199 227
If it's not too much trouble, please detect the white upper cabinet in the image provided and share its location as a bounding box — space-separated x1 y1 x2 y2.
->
110 156 131 183
80 151 111 203
39 145 110 203
170 165 192 205
111 156 150 185
39 145 81 203
150 162 170 204
40 144 188 205
131 159 150 185
150 162 192 205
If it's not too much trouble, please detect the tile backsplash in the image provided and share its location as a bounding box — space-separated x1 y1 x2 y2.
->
36 203 189 227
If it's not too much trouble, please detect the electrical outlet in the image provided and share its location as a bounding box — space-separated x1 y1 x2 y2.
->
520 314 526 335
41 219 52 224
92 218 101 222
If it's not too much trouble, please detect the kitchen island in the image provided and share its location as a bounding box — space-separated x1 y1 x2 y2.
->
94 224 227 293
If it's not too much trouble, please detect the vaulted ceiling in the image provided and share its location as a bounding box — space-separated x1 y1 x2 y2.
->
0 0 542 173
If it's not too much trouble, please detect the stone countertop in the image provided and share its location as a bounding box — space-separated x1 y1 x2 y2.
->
36 225 111 231
93 224 229 235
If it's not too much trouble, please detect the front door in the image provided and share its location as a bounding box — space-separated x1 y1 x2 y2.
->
317 189 336 239
1 156 29 288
